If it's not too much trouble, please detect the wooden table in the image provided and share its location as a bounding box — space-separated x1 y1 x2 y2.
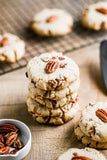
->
0 43 107 160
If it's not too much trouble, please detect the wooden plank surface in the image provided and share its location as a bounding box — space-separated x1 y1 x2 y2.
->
0 43 107 160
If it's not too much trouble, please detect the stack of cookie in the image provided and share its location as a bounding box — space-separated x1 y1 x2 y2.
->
26 51 80 125
75 102 107 149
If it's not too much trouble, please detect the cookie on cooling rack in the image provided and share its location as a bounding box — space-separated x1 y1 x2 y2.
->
0 33 25 63
31 8 73 36
81 2 107 30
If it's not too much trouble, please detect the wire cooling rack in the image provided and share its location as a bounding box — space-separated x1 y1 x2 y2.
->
0 0 107 75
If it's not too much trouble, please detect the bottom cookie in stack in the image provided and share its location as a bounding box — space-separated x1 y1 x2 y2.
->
27 96 79 125
74 102 107 149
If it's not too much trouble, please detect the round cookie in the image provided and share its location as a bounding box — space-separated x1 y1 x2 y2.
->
31 8 73 37
28 93 78 109
57 147 106 160
75 122 107 149
79 102 107 142
27 97 79 125
81 2 107 30
27 96 77 117
28 79 80 100
27 51 79 91
0 33 25 63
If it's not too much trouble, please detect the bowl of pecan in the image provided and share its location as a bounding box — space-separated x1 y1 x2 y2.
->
0 119 31 160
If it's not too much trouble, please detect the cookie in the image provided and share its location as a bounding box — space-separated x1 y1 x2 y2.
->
0 33 25 63
28 79 80 100
27 98 79 125
31 8 73 37
28 93 78 109
79 102 107 142
27 51 79 91
81 2 107 30
57 147 106 160
75 122 107 149
27 96 77 117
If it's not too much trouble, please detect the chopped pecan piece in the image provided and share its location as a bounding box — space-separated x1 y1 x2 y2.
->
0 37 9 47
10 148 18 154
0 146 10 154
60 63 67 68
45 61 59 73
47 15 58 22
13 138 23 149
0 134 4 143
72 156 92 160
96 8 107 14
96 109 107 122
5 132 18 146
58 57 65 60
0 142 4 149
0 123 18 134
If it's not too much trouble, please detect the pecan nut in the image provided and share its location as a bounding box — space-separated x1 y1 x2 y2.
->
10 148 18 154
47 15 58 22
58 57 65 60
5 132 18 146
96 109 107 122
0 37 9 47
0 123 18 134
0 134 4 143
0 142 4 149
0 146 10 154
96 8 107 14
72 156 92 160
60 63 67 68
13 138 23 149
45 61 59 73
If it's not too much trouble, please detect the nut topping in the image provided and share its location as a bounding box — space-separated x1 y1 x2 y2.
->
5 132 18 146
96 8 107 14
96 109 107 122
45 61 59 73
72 156 92 160
60 63 67 68
47 15 58 22
0 146 9 155
58 57 65 60
0 134 4 143
0 37 9 47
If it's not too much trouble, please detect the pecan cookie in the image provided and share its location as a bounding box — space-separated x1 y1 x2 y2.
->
0 33 25 63
27 51 79 91
75 122 107 149
79 102 107 142
28 79 80 100
27 96 78 118
81 2 107 30
31 8 73 37
28 93 78 109
57 147 106 160
27 96 79 125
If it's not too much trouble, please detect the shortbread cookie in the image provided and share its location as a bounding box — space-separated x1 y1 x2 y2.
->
81 2 107 30
28 79 80 100
75 122 107 149
57 147 106 160
31 8 73 37
27 96 77 117
79 102 107 142
29 101 79 125
0 33 25 63
28 93 78 109
27 51 79 91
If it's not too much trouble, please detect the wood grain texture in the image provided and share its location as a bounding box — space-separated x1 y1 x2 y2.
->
0 43 107 160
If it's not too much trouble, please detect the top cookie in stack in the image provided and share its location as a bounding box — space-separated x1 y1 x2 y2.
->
26 51 80 125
